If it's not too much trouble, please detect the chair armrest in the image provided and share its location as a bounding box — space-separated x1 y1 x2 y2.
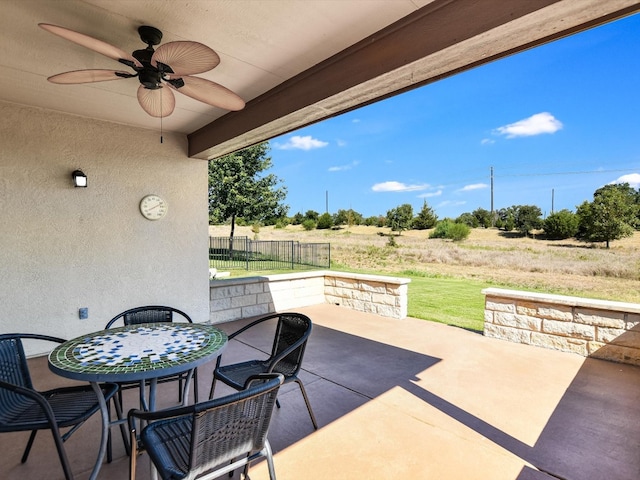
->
0 380 59 428
264 330 311 372
225 313 281 341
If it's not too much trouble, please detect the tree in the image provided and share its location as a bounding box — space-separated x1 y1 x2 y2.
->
495 206 516 231
208 142 288 241
593 183 640 229
290 212 304 225
386 204 414 234
543 209 579 239
576 184 637 248
304 210 319 222
333 209 363 228
455 212 478 228
514 205 543 236
413 201 438 229
472 207 492 228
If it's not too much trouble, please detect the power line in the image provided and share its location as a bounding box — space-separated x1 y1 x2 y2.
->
494 167 637 178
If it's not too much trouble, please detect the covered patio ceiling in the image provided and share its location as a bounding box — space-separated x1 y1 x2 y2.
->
1 0 639 160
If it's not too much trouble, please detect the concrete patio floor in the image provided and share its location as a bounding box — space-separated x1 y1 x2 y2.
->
2 303 640 480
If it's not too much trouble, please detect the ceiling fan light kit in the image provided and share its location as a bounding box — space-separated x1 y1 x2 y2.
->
38 23 245 118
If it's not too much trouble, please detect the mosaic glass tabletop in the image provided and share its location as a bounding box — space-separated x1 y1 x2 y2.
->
49 323 228 383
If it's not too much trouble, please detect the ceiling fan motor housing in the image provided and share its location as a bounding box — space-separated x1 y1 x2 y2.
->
138 25 162 46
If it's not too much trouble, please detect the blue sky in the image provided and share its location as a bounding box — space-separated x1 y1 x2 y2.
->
268 13 640 220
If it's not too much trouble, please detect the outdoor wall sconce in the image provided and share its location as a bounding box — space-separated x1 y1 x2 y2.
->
72 170 87 188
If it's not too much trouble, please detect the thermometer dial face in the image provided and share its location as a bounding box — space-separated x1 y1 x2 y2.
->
139 194 168 220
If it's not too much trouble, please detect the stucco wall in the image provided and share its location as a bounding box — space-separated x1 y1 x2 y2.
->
0 102 210 353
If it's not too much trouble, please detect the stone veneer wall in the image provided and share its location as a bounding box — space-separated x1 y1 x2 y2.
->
483 288 640 366
210 270 409 323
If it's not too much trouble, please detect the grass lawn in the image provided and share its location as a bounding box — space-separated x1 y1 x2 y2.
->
228 267 492 332
406 274 492 332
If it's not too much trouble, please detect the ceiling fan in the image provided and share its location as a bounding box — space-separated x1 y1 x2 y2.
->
39 23 245 118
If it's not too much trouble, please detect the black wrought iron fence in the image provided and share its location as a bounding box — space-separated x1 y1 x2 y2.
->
209 236 330 271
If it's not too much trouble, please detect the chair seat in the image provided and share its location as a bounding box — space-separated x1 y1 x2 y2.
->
0 384 118 431
215 360 273 390
142 417 192 480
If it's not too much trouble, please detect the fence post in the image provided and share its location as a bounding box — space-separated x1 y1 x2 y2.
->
246 239 250 271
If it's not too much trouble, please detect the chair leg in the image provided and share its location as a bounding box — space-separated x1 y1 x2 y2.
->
107 400 113 463
295 379 318 430
113 393 131 456
193 368 199 403
21 430 37 463
264 440 277 480
50 429 75 480
209 376 217 399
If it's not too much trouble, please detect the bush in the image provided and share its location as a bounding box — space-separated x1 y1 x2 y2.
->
317 212 333 229
543 209 579 239
301 219 316 231
429 220 470 241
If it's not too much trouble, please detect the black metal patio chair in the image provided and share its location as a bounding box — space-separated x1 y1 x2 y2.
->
209 312 318 430
106 305 200 405
0 333 120 480
128 373 284 480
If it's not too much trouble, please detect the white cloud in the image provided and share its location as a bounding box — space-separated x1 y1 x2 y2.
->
458 183 488 192
371 181 429 192
610 173 640 189
417 190 443 198
481 138 495 145
494 112 563 138
336 139 347 147
274 135 328 150
437 200 467 208
328 160 359 172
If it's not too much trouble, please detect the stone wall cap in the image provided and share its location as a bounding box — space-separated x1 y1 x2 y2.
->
212 270 411 286
482 287 640 314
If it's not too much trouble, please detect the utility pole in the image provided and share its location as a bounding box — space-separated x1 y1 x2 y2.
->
551 188 555 214
490 166 494 226
325 190 328 213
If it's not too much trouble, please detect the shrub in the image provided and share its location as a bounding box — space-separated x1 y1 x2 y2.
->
429 220 470 241
317 212 333 229
543 209 579 239
301 219 316 231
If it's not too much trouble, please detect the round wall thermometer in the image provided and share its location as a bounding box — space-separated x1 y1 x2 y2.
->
139 194 168 220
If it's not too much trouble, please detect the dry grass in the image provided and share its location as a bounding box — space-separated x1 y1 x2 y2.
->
209 224 640 304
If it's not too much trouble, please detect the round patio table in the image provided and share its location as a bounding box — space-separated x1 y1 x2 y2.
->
48 322 228 480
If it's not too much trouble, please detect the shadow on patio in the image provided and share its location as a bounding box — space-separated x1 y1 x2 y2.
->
2 304 639 479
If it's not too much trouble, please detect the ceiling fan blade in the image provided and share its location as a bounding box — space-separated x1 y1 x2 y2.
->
39 23 142 68
152 41 220 75
47 69 135 84
168 76 245 111
137 85 176 117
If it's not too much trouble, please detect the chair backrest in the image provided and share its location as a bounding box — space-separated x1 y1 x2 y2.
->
106 305 193 329
270 313 312 378
0 334 65 424
0 334 32 390
138 374 283 479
